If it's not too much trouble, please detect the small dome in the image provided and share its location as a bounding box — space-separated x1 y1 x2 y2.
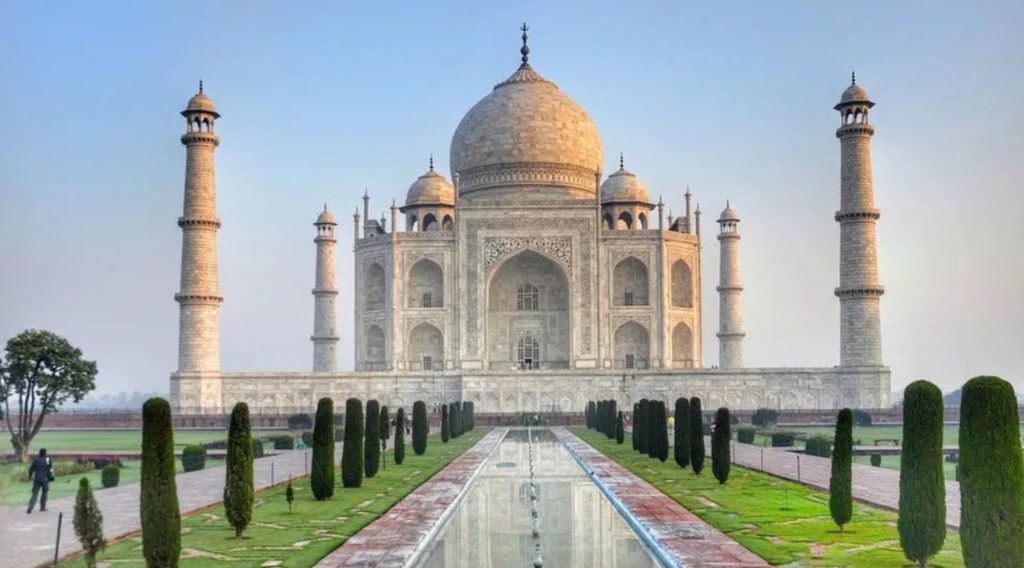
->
719 202 740 222
315 206 336 225
182 83 220 117
405 167 455 207
600 165 650 204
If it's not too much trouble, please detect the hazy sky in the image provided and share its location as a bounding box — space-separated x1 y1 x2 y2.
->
2 1 1022 398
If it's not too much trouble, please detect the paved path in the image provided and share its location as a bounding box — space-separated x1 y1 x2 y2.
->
727 439 962 528
317 428 507 567
556 428 768 567
0 448 318 568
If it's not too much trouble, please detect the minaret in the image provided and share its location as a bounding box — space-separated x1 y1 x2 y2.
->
312 205 339 372
175 82 223 374
834 73 884 367
716 201 744 368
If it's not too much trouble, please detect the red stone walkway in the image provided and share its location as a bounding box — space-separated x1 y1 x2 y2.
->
727 439 962 528
317 427 507 567
554 428 768 567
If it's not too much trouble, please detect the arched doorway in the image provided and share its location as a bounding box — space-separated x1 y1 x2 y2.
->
486 250 570 370
613 256 649 306
408 323 443 371
364 325 386 370
613 321 649 369
408 259 443 308
672 322 694 368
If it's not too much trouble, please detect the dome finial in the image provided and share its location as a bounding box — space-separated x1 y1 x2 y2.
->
619 152 624 170
323 202 328 212
851 71 856 85
520 22 530 64
199 79 203 93
429 154 434 171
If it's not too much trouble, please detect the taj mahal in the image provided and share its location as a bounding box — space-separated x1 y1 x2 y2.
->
170 28 890 414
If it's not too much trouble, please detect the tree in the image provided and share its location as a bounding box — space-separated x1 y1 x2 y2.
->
959 376 1024 567
74 477 105 568
898 380 946 568
224 402 253 538
607 400 618 440
285 477 294 514
310 397 335 500
452 402 462 438
655 401 669 462
379 405 389 471
674 397 690 469
586 401 595 429
712 407 731 484
631 403 639 451
101 464 119 488
141 397 180 567
637 399 649 455
689 397 705 474
751 407 779 428
1 330 98 461
830 408 853 532
412 400 428 456
363 400 380 478
342 398 364 488
441 404 450 443
394 407 406 465
615 411 624 444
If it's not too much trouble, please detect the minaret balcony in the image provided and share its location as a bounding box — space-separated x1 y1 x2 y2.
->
834 208 880 222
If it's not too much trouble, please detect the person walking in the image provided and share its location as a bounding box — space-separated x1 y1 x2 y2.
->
26 448 53 514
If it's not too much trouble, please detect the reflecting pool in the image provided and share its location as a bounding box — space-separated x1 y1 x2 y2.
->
415 428 661 567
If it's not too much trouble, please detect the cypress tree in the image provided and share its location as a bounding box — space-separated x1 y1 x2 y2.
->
598 400 605 434
631 403 639 451
607 400 618 439
141 397 179 568
595 400 602 433
674 397 690 469
646 400 658 458
310 397 335 500
441 404 450 443
452 402 461 438
712 407 731 484
830 408 853 532
379 406 389 471
342 398 364 488
960 376 1024 567
689 397 705 474
412 400 428 455
285 477 294 514
225 402 253 538
898 380 946 568
586 401 594 429
364 400 380 478
615 411 624 444
656 401 669 462
394 407 406 465
637 399 649 455
74 477 105 568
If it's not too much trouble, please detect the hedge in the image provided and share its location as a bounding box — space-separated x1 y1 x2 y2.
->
311 397 335 500
871 454 882 467
771 432 796 447
271 436 295 450
805 436 832 458
736 426 756 444
141 397 180 567
342 398 365 488
181 445 207 472
101 463 120 488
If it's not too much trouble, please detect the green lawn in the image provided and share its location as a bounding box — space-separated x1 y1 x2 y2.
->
58 429 487 568
1 429 290 453
574 428 963 567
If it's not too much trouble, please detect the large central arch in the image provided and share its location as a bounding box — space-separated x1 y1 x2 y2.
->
486 250 570 370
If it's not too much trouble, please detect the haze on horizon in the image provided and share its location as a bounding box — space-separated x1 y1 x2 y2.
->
1 1 1021 400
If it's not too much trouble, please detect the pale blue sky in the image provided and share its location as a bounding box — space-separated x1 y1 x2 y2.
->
1 1 1022 398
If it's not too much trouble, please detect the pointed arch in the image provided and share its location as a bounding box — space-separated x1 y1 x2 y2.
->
408 258 443 308
672 322 694 368
408 322 443 371
441 215 453 231
671 259 694 308
422 213 438 231
364 263 386 311
617 211 633 230
613 256 649 306
365 325 386 368
603 213 614 230
638 212 648 229
613 321 649 369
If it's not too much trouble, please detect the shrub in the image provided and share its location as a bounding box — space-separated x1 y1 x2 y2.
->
91 457 122 470
74 477 105 568
586 401 596 429
452 402 462 438
674 397 690 469
959 376 1024 567
805 436 832 458
251 439 264 458
225 402 253 539
101 463 119 488
737 426 756 444
141 397 180 567
181 445 206 472
607 400 618 440
631 403 639 452
870 453 882 467
771 432 796 447
379 405 390 458
441 404 450 444
271 436 295 450
342 398 365 488
637 399 649 455
615 411 624 444
300 431 314 447
394 407 406 465
287 413 313 431
655 401 669 462
751 407 779 428
712 407 731 484
830 408 853 532
412 401 428 456
285 478 294 514
310 397 335 501
852 409 873 427
690 397 705 475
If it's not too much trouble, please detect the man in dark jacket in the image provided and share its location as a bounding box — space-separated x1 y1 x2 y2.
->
26 448 52 513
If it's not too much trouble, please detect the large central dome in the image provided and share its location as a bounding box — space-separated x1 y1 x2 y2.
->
449 60 604 201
